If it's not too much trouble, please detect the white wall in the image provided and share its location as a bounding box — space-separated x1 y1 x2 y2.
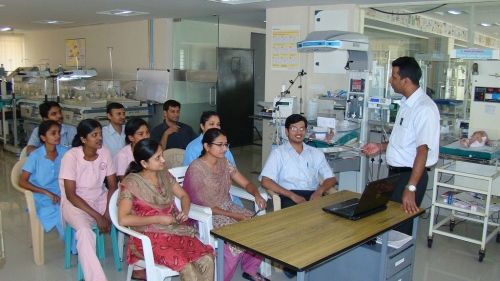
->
265 5 362 105
263 4 363 163
153 18 174 71
23 20 157 80
0 34 24 72
265 7 309 105
19 19 264 126
20 19 259 79
220 24 265 48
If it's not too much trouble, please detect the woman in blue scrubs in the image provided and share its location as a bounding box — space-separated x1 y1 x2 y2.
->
183 111 236 166
19 120 69 238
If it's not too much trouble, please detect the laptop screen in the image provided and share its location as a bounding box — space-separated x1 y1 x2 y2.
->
354 174 401 214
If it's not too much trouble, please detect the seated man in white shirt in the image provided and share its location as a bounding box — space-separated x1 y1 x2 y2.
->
260 114 337 209
26 101 77 155
102 102 126 156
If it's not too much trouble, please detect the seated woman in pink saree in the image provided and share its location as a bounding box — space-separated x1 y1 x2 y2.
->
118 139 214 281
183 128 268 281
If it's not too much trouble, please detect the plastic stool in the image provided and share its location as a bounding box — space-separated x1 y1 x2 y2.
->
110 224 122 271
64 224 122 281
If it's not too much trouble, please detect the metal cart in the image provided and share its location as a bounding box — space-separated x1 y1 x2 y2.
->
427 160 500 261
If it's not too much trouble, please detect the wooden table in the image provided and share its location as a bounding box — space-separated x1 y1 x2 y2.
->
211 191 424 281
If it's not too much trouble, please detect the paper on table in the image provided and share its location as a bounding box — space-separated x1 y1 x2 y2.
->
376 230 412 249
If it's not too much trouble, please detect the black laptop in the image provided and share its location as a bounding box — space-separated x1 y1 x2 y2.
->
322 174 401 220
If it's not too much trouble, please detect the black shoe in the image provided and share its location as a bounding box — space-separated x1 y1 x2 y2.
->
242 272 270 281
283 267 296 279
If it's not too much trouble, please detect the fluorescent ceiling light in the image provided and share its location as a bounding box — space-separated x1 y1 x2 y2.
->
115 10 133 15
34 20 73 24
97 9 149 16
208 0 270 4
447 10 463 15
479 22 492 27
0 4 5 7
0 27 12 32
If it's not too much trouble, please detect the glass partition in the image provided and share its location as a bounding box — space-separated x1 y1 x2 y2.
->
172 16 219 130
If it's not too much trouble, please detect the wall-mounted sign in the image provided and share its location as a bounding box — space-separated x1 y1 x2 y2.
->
65 38 86 67
451 48 500 60
271 25 300 70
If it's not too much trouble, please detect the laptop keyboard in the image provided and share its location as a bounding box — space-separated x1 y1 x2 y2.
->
327 198 359 211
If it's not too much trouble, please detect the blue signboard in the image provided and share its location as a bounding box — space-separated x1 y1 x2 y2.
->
454 49 495 59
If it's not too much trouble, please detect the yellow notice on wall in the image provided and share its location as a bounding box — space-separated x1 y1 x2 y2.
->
271 25 300 70
65 38 86 67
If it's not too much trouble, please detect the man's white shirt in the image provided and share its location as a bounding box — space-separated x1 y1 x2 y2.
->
386 87 440 167
259 141 334 191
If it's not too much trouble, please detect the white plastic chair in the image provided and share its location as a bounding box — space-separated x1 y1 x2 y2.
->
168 166 188 186
168 166 272 277
10 158 45 266
109 189 213 281
18 146 28 160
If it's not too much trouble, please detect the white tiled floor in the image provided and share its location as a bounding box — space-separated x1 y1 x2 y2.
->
1 145 500 281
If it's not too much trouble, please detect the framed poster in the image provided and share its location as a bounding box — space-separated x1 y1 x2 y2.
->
65 38 86 67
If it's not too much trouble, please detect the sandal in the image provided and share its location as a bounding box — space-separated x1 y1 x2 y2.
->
242 272 270 281
131 269 147 281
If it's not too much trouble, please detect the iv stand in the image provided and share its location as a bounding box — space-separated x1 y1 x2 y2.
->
272 69 307 145
280 69 307 97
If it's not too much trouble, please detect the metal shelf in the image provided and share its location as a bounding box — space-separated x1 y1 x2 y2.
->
428 160 500 261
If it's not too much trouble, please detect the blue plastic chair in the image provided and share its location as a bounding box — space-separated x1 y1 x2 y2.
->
64 224 122 281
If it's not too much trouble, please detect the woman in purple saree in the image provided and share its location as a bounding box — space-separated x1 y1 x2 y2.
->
183 128 269 281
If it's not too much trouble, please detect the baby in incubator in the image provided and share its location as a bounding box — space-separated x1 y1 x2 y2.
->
459 130 489 148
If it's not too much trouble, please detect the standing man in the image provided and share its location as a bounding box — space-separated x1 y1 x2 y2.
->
151 99 196 150
26 101 77 155
102 102 126 156
260 114 337 209
362 56 440 233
